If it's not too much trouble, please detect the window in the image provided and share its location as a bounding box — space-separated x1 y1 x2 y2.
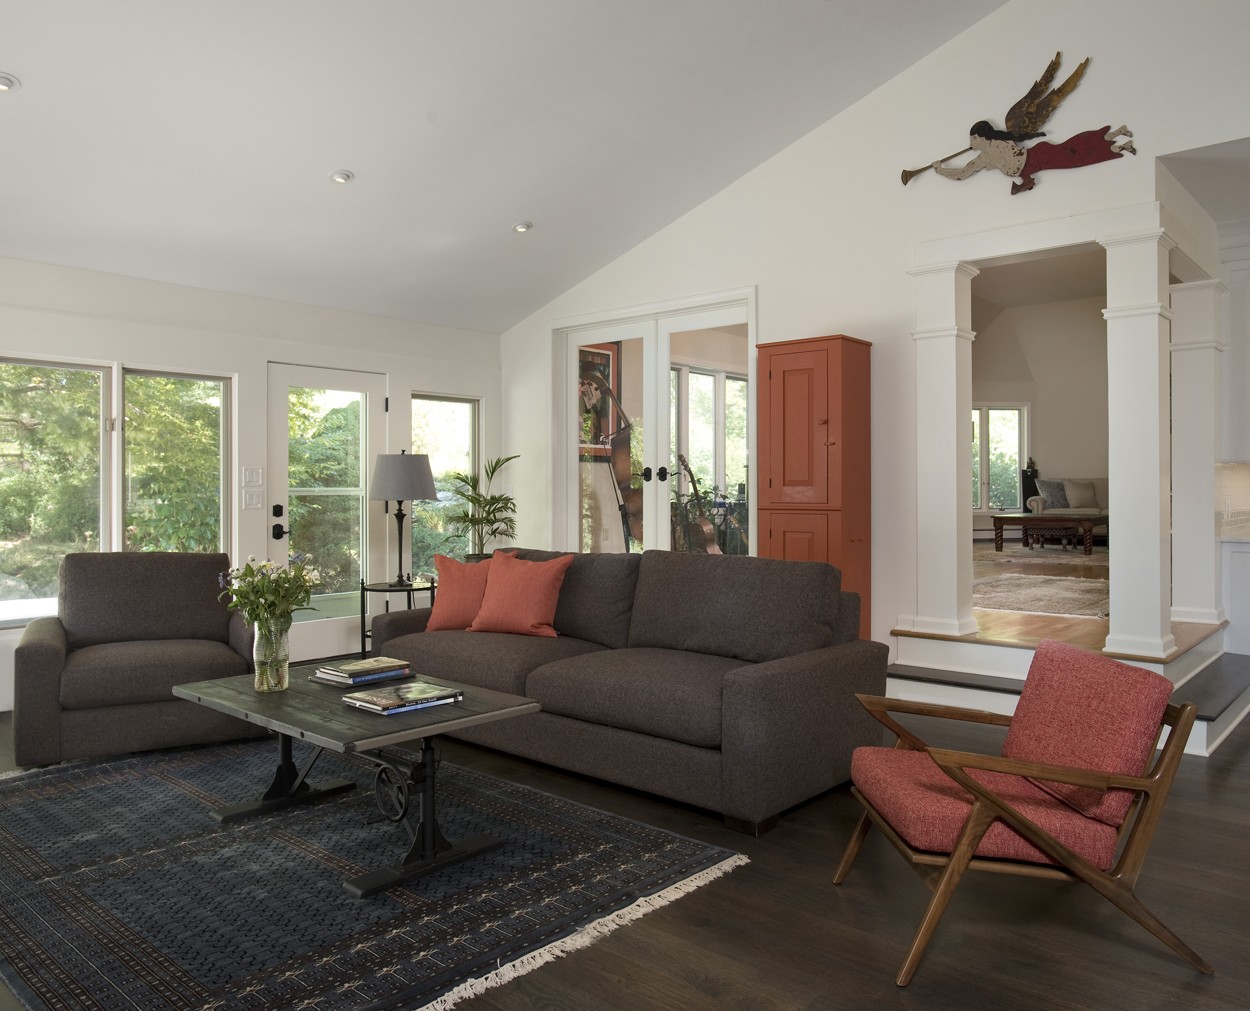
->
0 358 229 622
411 395 478 571
972 405 1027 511
123 372 228 552
670 364 749 554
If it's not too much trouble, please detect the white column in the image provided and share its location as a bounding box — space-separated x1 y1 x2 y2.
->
1101 230 1175 657
1170 280 1227 625
907 261 978 636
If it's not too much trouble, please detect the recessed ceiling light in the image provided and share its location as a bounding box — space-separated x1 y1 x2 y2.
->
512 221 534 233
0 73 21 92
329 170 355 184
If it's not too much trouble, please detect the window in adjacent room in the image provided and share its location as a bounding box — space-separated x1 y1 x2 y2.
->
411 394 478 570
972 404 1027 511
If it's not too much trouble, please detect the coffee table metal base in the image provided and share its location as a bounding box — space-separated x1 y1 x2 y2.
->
344 737 502 899
210 733 355 825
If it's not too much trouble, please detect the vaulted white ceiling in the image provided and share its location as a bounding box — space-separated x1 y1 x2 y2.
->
0 0 1011 334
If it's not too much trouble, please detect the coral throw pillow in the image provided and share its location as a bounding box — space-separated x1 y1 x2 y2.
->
425 554 493 631
468 550 574 637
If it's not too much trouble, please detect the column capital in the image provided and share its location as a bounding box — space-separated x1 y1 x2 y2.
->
908 260 980 282
1102 302 1172 322
912 326 976 343
1098 228 1177 253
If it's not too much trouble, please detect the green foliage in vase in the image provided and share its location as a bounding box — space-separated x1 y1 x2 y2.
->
218 553 322 625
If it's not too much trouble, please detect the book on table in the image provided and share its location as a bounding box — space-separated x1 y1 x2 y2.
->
313 656 410 685
342 679 464 714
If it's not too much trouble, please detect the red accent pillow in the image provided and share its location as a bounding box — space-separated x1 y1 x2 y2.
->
425 554 493 631
468 550 574 637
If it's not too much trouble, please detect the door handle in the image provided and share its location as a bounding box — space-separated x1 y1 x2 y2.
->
640 466 670 483
656 466 669 481
641 466 652 482
272 523 289 540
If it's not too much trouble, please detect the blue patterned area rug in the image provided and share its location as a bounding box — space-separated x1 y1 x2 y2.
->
0 740 746 1010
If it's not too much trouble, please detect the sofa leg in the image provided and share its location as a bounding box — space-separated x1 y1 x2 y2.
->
723 813 779 836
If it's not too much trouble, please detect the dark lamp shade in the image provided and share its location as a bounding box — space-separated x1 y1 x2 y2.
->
370 452 437 502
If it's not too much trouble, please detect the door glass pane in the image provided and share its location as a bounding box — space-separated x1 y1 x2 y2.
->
0 361 104 611
987 408 1021 509
411 395 476 570
724 376 749 554
123 373 226 552
578 340 642 553
971 409 982 510
287 387 365 619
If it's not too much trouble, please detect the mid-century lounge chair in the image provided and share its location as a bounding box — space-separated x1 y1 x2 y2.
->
833 639 1213 986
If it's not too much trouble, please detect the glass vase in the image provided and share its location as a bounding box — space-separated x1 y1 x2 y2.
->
252 613 293 692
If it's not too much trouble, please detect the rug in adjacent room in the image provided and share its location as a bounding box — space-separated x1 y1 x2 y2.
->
0 740 746 1010
973 572 1110 617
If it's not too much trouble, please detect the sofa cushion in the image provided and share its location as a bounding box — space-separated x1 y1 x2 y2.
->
60 639 249 709
469 550 574 637
627 550 838 662
60 552 234 649
525 647 747 748
381 629 607 695
1062 479 1099 509
427 554 493 631
511 549 641 649
1034 478 1069 509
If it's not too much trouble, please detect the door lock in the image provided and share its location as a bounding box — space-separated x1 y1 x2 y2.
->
272 523 289 540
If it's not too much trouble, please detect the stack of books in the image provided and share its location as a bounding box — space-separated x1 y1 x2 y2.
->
342 680 464 715
310 656 410 686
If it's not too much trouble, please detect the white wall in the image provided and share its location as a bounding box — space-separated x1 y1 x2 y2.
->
0 257 501 708
973 294 1109 479
499 0 1250 649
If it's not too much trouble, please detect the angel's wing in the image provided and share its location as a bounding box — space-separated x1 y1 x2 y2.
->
1004 53 1089 139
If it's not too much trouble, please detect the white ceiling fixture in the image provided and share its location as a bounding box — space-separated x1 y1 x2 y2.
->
329 170 355 185
0 73 20 91
0 1 1012 334
512 221 533 233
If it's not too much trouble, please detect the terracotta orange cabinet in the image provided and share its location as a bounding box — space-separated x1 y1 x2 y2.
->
757 335 870 638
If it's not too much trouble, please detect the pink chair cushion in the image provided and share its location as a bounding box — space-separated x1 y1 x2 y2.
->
1002 640 1173 827
852 747 1119 870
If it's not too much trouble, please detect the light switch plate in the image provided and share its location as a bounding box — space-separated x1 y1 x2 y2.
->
243 490 263 509
242 467 263 486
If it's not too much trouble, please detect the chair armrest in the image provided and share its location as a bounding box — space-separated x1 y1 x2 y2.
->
369 607 432 655
927 747 1140 792
14 616 69 766
855 694 1013 750
720 638 888 824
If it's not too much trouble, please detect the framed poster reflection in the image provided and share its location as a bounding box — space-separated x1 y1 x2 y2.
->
578 342 620 459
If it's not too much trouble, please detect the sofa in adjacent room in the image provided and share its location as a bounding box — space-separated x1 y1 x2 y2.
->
370 547 888 834
1026 476 1109 520
13 551 267 766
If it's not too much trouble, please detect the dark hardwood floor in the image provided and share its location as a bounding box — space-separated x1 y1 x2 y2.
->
1 710 1247 1010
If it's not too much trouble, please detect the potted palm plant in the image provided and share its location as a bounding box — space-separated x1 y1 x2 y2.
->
447 454 519 560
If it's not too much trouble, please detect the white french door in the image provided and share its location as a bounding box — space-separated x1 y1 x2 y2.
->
267 364 388 659
565 300 751 554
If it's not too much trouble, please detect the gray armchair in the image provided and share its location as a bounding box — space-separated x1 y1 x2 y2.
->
14 551 266 766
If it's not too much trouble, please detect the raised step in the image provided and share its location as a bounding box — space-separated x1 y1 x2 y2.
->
886 654 1250 757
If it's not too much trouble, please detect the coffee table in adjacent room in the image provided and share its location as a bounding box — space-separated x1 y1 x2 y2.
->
173 670 539 898
992 512 1106 555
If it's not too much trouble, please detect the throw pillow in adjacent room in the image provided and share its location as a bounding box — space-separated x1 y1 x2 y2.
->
425 554 493 631
469 549 574 637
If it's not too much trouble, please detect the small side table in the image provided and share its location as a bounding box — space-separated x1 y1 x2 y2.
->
360 579 435 658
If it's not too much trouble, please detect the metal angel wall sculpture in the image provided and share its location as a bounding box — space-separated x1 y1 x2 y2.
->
902 53 1134 194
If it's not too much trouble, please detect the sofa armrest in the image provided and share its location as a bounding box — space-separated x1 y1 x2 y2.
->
720 637 888 826
14 616 69 766
1026 495 1046 513
369 607 433 656
227 611 254 667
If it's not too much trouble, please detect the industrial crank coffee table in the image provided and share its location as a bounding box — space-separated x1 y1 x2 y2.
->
173 669 539 898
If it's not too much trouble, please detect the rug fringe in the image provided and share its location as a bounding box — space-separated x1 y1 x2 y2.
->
419 852 750 1011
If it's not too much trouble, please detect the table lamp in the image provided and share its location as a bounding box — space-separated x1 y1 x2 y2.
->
370 450 437 586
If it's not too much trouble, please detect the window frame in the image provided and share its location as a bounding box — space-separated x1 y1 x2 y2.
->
972 402 1029 513
410 392 480 570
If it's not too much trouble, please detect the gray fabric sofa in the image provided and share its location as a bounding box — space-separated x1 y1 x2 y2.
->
14 551 266 766
370 548 888 834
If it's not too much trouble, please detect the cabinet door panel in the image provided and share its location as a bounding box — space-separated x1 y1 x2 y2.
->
763 510 830 562
767 349 830 506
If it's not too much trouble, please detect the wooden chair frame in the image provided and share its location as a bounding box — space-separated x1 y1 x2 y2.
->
833 694 1214 986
